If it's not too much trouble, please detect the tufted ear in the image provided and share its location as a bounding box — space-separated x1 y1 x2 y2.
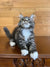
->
19 14 23 19
30 14 36 20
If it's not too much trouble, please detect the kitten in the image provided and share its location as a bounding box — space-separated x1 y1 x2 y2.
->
3 14 38 60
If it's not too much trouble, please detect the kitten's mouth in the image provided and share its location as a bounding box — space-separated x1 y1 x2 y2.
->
23 23 30 28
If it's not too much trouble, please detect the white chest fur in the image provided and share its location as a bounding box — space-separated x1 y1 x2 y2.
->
22 29 31 41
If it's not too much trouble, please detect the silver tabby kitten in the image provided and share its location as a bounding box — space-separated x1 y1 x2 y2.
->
4 14 38 60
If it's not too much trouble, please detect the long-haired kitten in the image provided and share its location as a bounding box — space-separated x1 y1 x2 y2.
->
3 14 38 60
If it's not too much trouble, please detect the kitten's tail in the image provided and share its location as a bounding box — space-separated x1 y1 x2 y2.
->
3 27 12 39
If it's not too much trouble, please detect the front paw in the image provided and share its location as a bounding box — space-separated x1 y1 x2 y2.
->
10 41 16 47
21 49 29 56
30 51 38 60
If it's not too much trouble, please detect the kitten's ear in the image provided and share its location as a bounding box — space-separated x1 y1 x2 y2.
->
19 14 23 19
30 14 36 20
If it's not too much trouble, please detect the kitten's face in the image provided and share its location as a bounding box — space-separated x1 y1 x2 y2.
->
20 17 31 28
18 14 35 28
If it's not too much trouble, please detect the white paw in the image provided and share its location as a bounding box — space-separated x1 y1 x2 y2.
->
10 41 16 47
21 49 29 56
30 51 38 60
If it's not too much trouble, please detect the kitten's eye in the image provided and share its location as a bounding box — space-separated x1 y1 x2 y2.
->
22 18 24 20
28 18 30 20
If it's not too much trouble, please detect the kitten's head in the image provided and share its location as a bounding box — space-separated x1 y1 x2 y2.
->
18 14 35 28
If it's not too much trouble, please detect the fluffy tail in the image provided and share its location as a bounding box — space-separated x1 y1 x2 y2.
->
3 27 12 39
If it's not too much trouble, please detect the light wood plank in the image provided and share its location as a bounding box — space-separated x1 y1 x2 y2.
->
34 25 50 36
13 2 50 8
0 8 50 17
0 0 50 8
0 25 50 36
0 17 14 26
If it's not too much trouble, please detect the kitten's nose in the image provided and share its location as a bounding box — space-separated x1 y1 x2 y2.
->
25 21 28 23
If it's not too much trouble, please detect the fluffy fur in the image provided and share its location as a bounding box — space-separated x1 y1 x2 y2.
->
21 49 29 56
22 29 31 41
30 51 38 60
3 14 38 60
